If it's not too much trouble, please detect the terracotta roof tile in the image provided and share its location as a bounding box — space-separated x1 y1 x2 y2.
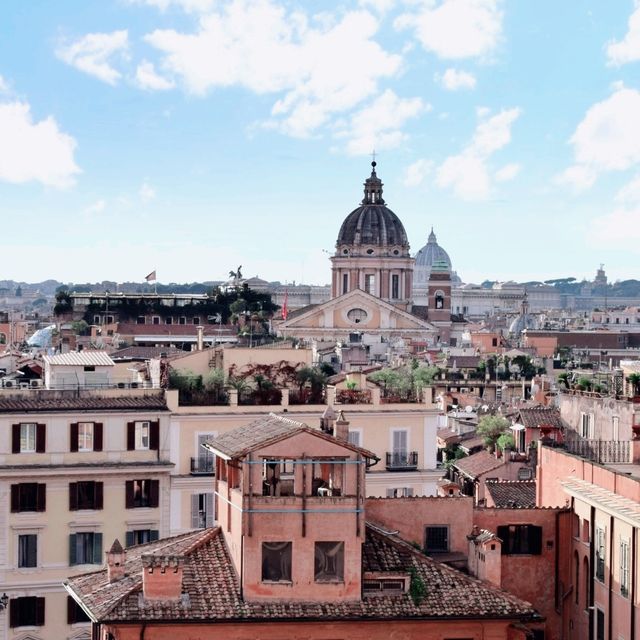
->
65 525 539 624
453 450 504 479
0 394 168 413
486 480 537 508
517 406 565 430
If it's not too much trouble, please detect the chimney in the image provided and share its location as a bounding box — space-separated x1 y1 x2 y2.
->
106 539 126 583
196 325 204 351
321 405 336 434
141 554 186 601
334 410 349 441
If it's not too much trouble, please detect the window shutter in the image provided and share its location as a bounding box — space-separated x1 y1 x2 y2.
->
150 529 160 541
149 480 160 508
205 493 214 527
405 488 414 497
35 597 45 626
126 422 135 450
125 531 135 547
28 535 38 567
93 533 103 564
191 494 200 528
386 489 395 498
36 423 46 453
125 481 134 509
530 525 543 555
37 484 46 512
9 599 17 628
70 423 79 452
69 483 78 511
94 422 103 451
69 534 77 566
150 420 160 450
67 596 76 624
12 424 20 453
95 482 104 510
10 484 19 512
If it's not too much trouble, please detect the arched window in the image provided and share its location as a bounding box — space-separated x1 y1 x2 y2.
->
434 289 445 310
0 332 6 344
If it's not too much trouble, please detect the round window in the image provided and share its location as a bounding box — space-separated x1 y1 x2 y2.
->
343 249 349 255
366 248 374 255
347 308 368 324
393 249 399 255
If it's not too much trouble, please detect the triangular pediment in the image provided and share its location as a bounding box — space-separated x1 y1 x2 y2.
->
279 289 436 333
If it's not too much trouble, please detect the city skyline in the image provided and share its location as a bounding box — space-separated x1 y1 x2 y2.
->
2 1 640 285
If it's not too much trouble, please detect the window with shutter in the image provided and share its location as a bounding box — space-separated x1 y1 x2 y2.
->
70 422 79 452
70 532 102 565
11 483 42 512
18 534 38 568
127 422 135 450
497 524 543 555
67 596 90 624
11 423 20 453
36 423 46 452
9 596 45 627
150 420 160 450
94 422 103 451
191 494 201 529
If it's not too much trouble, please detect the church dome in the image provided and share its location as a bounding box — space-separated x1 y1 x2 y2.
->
414 228 452 271
336 162 410 255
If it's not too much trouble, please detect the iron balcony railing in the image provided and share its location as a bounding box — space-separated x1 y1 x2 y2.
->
190 457 215 475
563 437 631 464
385 451 419 471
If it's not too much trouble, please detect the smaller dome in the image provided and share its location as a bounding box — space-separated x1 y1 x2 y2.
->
414 228 452 270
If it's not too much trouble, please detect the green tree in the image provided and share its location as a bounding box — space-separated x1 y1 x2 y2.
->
496 433 515 452
477 415 510 452
627 373 640 396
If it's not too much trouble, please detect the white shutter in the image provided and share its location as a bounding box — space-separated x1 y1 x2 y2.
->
393 430 407 454
348 430 361 447
404 488 414 497
205 493 215 527
191 494 200 529
386 488 396 498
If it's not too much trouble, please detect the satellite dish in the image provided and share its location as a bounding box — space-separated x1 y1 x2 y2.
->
465 405 473 413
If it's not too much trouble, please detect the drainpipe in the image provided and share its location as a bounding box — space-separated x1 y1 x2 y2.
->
589 506 595 640
632 527 636 640
608 515 613 640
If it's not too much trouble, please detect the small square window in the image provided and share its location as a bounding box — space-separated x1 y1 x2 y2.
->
261 541 292 582
314 541 344 582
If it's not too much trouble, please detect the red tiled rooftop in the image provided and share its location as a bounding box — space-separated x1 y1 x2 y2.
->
486 480 537 508
453 450 504 479
0 394 168 413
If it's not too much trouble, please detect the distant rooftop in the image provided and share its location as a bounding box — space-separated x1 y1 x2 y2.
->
43 351 115 367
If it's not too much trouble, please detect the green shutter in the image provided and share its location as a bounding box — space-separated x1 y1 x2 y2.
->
69 534 77 566
150 529 159 541
125 531 134 547
93 532 103 564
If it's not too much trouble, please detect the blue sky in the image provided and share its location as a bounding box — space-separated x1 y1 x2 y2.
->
1 0 640 286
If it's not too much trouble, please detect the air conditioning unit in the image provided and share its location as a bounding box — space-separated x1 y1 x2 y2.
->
4 380 13 388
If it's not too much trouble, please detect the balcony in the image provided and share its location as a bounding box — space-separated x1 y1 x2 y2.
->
385 451 419 471
190 457 215 475
562 435 631 464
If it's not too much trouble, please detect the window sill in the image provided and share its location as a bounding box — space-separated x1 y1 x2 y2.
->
314 579 345 585
261 580 293 585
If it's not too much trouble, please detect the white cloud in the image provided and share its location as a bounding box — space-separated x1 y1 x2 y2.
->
403 158 434 187
494 162 520 182
588 207 640 251
336 89 427 156
607 3 640 65
57 30 129 85
358 0 395 13
0 75 8 93
145 1 401 137
139 182 156 203
615 173 640 204
135 61 175 90
83 199 106 217
558 87 640 190
128 0 214 12
395 0 502 60
0 101 80 188
436 107 521 200
438 67 476 90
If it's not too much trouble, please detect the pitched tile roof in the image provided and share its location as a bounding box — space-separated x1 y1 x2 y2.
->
42 351 115 366
204 412 378 461
0 394 168 413
486 480 537 508
65 525 539 624
453 450 504 479
517 406 565 430
110 346 185 360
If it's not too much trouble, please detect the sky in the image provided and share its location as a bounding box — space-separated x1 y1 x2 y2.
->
1 0 640 286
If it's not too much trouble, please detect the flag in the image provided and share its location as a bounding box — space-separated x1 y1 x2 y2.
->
145 270 156 282
282 289 288 321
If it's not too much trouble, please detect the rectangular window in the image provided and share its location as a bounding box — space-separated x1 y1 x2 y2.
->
125 479 159 508
12 423 46 453
193 317 200 325
20 423 36 452
314 541 344 582
18 534 38 568
342 273 348 295
425 526 449 553
78 422 94 451
596 609 605 640
261 541 292 582
496 525 543 555
612 416 620 442
10 483 46 512
191 493 215 529
69 532 103 565
386 487 414 498
364 274 375 295
126 529 160 546
391 274 399 299
152 316 160 325
165 317 173 325
69 481 103 510
67 596 90 624
581 413 594 439
596 527 606 582
620 538 630 597
136 421 150 449
70 422 103 452
9 596 45 627
136 315 146 324
311 461 343 496
347 430 361 447
127 420 159 451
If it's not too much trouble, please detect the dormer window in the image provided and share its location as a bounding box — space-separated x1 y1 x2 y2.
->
362 573 409 596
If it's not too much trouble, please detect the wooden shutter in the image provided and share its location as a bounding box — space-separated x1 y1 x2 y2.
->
69 534 77 565
530 525 543 555
35 597 45 626
8 599 17 628
150 420 160 451
70 423 79 452
11 424 20 453
205 493 214 527
94 422 103 451
69 482 78 511
149 480 160 508
37 484 46 512
125 481 134 509
126 422 135 450
150 529 160 541
67 596 76 624
36 423 46 453
92 533 103 564
27 534 38 567
191 494 200 528
10 484 19 512
125 531 135 547
94 482 104 510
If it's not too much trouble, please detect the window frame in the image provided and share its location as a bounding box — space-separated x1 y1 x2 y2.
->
595 526 606 582
135 421 150 450
314 541 345 583
496 524 543 556
620 537 630 597
425 525 449 553
261 541 293 583
20 423 37 453
9 596 45 628
77 422 94 452
17 533 38 569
